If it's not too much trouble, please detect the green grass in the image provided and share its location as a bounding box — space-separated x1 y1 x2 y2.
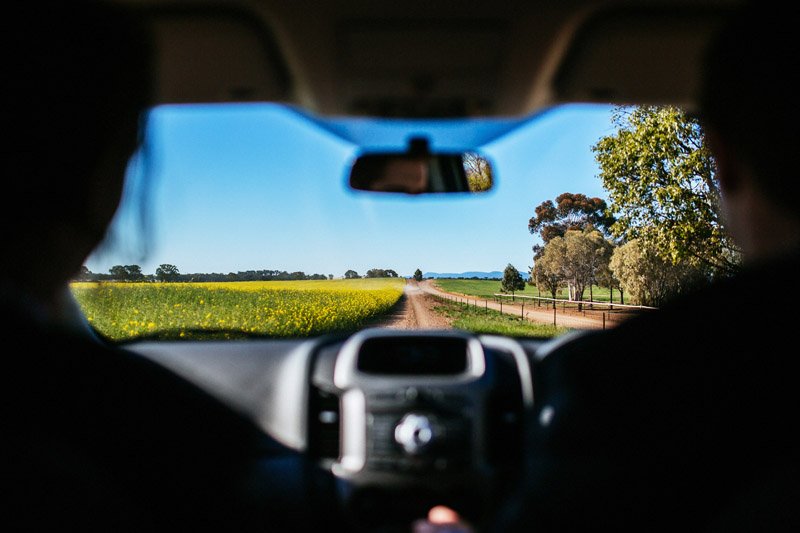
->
433 279 625 304
578 286 625 304
433 279 535 299
431 297 570 338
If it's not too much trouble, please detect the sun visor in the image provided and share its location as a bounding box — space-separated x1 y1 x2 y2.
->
552 6 731 113
147 6 293 104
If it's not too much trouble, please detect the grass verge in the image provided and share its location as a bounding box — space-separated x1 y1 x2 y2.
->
430 296 570 338
432 279 625 304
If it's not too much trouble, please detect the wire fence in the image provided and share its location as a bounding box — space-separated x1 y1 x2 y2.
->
431 290 656 329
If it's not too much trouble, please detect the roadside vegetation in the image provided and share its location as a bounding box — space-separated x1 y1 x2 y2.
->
433 279 536 300
431 297 569 338
526 105 741 308
433 279 625 304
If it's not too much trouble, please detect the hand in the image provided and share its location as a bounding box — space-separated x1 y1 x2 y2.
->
412 506 472 533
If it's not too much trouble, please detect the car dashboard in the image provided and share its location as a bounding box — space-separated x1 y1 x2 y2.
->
130 329 546 529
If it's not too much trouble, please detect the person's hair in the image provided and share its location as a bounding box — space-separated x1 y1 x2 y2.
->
3 1 154 286
6 0 153 215
699 1 800 218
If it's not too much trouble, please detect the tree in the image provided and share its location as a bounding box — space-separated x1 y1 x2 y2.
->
532 252 564 308
563 228 613 303
593 105 740 278
109 265 128 280
344 270 360 279
609 239 704 307
124 265 144 281
564 231 592 302
75 265 93 281
413 268 423 282
463 152 493 192
155 263 180 282
595 256 624 304
108 264 144 281
528 192 614 259
501 264 526 297
532 229 612 309
365 268 398 278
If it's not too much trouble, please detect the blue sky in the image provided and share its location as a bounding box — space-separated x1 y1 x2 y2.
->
86 103 615 278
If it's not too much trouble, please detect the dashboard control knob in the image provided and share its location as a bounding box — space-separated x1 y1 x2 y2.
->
394 413 433 455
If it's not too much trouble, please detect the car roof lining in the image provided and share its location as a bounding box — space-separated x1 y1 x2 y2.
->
133 0 742 118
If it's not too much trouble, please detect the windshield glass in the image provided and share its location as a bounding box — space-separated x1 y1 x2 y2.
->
75 102 667 341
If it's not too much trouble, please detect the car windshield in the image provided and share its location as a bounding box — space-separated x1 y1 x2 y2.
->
74 102 673 342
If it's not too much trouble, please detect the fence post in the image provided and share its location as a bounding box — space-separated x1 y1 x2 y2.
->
521 302 524 319
602 312 606 330
553 305 556 326
500 300 503 313
485 300 488 313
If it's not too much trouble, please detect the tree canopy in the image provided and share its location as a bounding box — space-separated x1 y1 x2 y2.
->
78 267 329 282
109 264 144 281
155 264 180 282
501 264 526 295
609 239 704 307
463 152 493 192
533 228 613 303
366 268 398 278
528 192 614 259
593 106 740 277
76 265 93 281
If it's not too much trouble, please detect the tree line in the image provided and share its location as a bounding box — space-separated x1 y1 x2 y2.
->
75 265 333 282
344 268 399 279
76 265 403 283
528 106 740 308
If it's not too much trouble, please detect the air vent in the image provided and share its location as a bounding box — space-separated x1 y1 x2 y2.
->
484 348 524 467
308 385 341 461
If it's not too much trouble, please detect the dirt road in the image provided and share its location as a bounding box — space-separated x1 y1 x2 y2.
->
418 280 622 330
374 279 635 331
373 281 452 330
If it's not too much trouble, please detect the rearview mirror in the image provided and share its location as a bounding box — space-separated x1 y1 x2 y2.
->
348 138 494 194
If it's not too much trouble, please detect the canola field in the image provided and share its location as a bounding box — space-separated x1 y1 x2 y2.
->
71 278 405 341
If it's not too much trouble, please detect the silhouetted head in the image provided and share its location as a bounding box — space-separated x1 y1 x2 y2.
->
3 1 153 302
699 1 800 220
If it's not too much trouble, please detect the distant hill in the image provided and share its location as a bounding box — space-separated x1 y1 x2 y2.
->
423 270 530 280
